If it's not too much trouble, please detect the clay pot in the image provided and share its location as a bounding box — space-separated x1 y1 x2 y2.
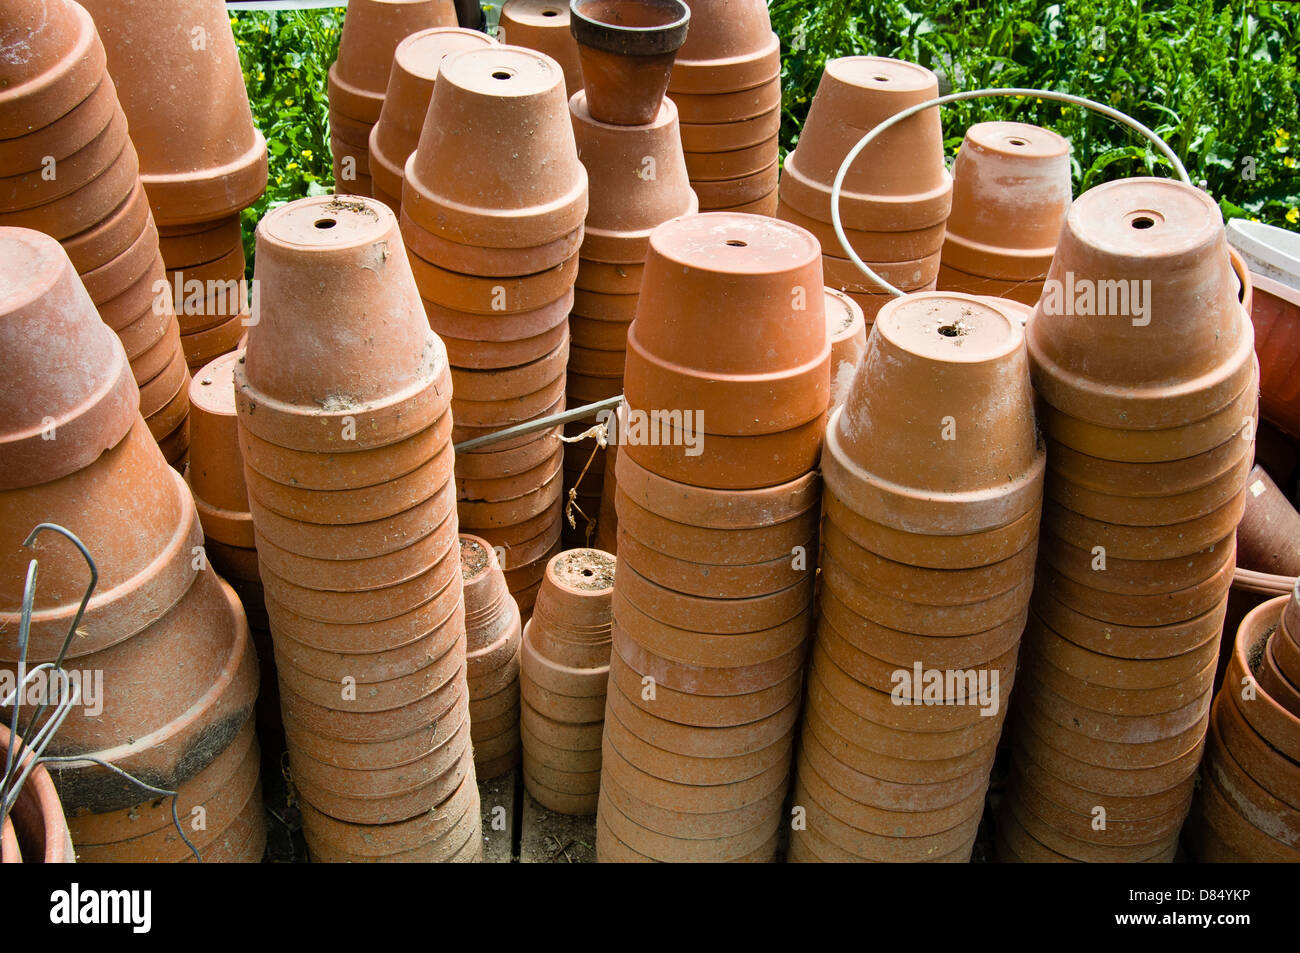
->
569 0 690 126
0 228 139 490
1231 464 1300 576
779 57 951 232
368 27 497 206
1028 178 1253 431
0 724 74 862
404 45 587 248
81 0 268 225
236 196 452 451
571 93 697 264
824 292 1043 535
329 0 459 126
499 0 584 96
188 349 254 548
667 0 777 95
1249 271 1300 439
825 286 866 410
0 0 107 140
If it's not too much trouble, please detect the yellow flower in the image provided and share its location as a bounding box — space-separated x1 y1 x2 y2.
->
1277 128 1291 140
1097 55 1105 62
256 71 265 82
1286 156 1298 169
284 98 294 107
301 149 313 160
261 23 269 33
1288 207 1299 225
286 163 299 171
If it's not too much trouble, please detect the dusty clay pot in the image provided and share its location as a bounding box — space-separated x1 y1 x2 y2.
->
667 0 778 95
1028 178 1254 431
778 56 951 232
404 45 587 248
0 0 107 140
0 724 74 863
0 228 139 490
568 0 690 126
235 196 452 452
368 27 497 205
81 0 268 225
499 0 584 96
824 292 1043 535
188 349 254 548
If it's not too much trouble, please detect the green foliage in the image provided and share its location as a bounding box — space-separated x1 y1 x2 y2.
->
770 0 1300 228
231 8 342 272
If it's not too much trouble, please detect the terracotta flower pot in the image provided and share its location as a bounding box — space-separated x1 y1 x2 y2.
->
0 227 138 490
667 0 778 95
0 0 106 140
235 196 452 452
329 0 459 126
571 93 697 264
0 724 74 863
403 45 587 249
499 0 584 96
1028 178 1254 431
824 291 1043 535
778 56 950 233
187 350 254 548
368 27 497 207
1248 271 1300 439
81 0 268 226
569 0 690 126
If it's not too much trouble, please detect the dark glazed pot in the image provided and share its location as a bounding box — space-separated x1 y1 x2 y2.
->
569 0 690 125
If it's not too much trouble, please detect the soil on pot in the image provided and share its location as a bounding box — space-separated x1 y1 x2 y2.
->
551 549 616 591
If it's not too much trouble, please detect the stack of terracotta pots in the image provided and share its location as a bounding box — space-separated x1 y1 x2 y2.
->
82 0 267 375
187 350 280 750
0 0 193 468
666 0 780 214
786 292 1042 863
400 45 588 619
329 0 458 196
565 88 697 547
1187 589 1300 861
499 0 583 97
520 548 615 814
936 122 1072 307
777 56 952 323
233 196 480 863
461 535 524 780
825 287 867 412
0 227 263 862
999 178 1257 863
595 213 828 862
0 726 74 863
368 27 496 213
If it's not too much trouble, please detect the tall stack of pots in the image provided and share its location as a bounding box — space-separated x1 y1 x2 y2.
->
82 0 268 374
787 292 1042 863
595 213 829 862
999 178 1257 863
520 548 616 814
461 535 524 780
0 0 195 468
936 122 1072 307
0 228 263 862
400 45 588 620
329 0 457 197
499 0 584 98
666 0 781 214
565 85 697 547
1186 590 1300 861
234 196 481 863
777 57 952 323
368 28 496 214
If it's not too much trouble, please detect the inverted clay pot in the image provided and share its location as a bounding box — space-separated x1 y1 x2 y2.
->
569 0 690 126
368 27 497 205
1027 177 1254 430
1248 271 1300 439
0 227 138 490
778 56 951 232
824 291 1043 535
188 349 254 548
0 0 106 140
499 0 584 97
235 196 452 451
667 0 778 95
81 0 268 225
403 45 588 248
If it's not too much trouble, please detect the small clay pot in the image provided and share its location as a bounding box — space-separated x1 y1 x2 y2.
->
188 350 254 547
1249 271 1300 439
0 724 74 862
404 45 587 248
1236 463 1300 576
779 56 951 232
500 0 584 96
369 27 497 206
81 0 268 225
569 0 690 126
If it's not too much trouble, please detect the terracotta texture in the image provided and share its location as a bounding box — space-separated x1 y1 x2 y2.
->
80 0 268 226
0 1 193 466
1001 177 1257 863
569 0 690 126
1248 271 1300 439
461 534 524 778
499 0 583 97
234 194 479 860
0 724 74 863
